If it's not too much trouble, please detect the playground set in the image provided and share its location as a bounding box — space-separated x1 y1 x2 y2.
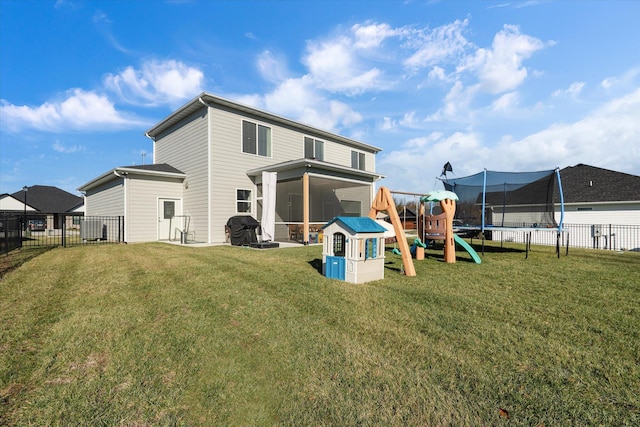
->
322 186 481 283
322 167 566 283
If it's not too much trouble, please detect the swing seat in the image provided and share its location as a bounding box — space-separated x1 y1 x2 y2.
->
392 248 402 255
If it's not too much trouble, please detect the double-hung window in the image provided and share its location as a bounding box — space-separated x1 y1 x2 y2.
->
236 189 252 213
304 137 324 160
242 120 271 157
351 150 365 171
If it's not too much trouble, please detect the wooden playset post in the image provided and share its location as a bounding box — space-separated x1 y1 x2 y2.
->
440 198 456 263
303 172 309 244
368 186 416 277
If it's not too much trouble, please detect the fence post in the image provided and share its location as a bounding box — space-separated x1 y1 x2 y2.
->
62 214 66 248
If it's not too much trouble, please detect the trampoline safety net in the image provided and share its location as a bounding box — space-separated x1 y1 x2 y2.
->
442 169 563 230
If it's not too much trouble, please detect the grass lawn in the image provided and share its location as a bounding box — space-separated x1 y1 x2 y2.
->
1 241 639 425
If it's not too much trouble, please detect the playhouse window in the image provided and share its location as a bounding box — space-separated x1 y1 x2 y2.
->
333 232 345 257
365 238 378 260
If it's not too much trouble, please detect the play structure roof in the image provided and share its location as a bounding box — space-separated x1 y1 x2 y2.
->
323 216 387 234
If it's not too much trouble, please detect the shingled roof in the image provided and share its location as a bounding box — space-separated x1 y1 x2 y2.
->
558 164 640 203
10 185 83 213
119 163 185 174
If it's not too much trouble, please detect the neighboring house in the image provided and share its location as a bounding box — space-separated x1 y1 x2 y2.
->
79 92 383 244
556 164 640 225
1 185 84 231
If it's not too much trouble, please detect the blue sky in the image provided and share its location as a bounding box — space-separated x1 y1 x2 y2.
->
1 0 639 196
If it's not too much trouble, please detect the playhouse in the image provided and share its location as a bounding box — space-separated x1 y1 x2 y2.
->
322 216 387 283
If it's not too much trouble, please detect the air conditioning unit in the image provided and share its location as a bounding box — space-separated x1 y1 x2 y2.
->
81 219 106 240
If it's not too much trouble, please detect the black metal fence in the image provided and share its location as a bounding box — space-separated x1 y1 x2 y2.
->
486 222 640 252
1 214 124 254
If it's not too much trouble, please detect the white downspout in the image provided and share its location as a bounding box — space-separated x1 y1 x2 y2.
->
199 97 213 243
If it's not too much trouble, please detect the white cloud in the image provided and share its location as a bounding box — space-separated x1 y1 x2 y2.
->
459 24 546 94
256 50 289 83
352 22 398 49
601 67 640 90
104 59 204 106
552 81 585 98
52 141 84 153
303 37 382 94
93 10 134 55
0 89 147 132
377 131 488 193
380 116 397 130
378 88 640 192
428 66 448 82
491 91 519 111
426 80 479 122
233 76 362 133
496 88 640 172
403 19 471 71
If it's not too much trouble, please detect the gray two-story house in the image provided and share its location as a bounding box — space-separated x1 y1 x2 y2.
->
78 92 383 244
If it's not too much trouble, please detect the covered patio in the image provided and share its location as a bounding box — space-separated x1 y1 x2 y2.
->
248 159 383 244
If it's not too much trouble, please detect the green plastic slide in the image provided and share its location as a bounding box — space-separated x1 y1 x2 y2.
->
453 234 482 264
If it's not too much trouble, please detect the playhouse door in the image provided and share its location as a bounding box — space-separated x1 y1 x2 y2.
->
325 256 345 280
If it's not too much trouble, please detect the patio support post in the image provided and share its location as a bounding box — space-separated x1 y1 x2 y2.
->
303 172 310 245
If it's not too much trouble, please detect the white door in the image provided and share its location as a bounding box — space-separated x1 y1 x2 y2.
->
158 198 182 240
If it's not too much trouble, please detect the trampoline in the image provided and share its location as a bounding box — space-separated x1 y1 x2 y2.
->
440 168 568 258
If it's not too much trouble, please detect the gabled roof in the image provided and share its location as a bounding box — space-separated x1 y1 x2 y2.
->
10 185 83 213
558 164 640 203
323 216 387 234
145 92 382 153
78 163 186 192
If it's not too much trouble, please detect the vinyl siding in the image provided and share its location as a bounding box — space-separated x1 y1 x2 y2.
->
210 107 263 242
84 179 124 216
558 202 640 226
208 105 378 242
154 108 209 241
127 176 183 243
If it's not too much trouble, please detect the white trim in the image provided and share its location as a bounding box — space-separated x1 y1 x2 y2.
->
306 172 374 186
207 105 212 243
123 176 128 242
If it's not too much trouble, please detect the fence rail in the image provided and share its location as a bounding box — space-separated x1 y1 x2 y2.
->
1 214 124 253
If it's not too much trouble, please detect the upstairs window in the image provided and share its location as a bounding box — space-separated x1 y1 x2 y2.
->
304 137 324 160
236 189 252 213
351 150 365 171
242 120 271 157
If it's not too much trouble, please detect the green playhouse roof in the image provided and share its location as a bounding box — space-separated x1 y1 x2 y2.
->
323 216 387 234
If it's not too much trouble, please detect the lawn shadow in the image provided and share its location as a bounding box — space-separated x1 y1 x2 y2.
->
308 258 323 274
